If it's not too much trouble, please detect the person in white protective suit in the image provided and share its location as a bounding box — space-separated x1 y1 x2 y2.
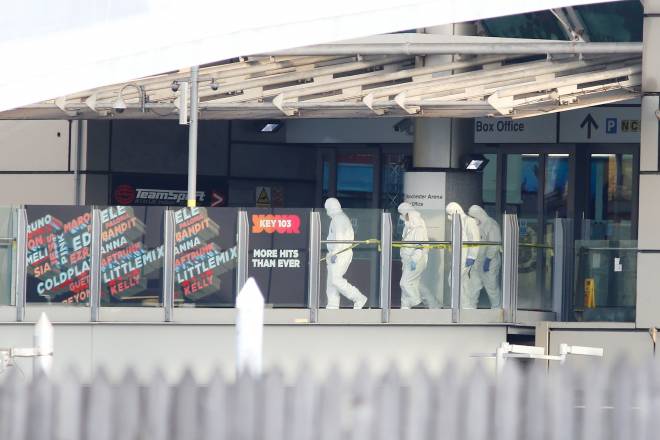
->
468 205 502 308
324 198 368 309
446 202 482 308
398 203 439 309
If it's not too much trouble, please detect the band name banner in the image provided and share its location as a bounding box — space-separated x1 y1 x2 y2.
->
26 206 238 306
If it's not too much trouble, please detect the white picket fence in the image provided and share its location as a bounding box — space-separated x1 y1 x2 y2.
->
1 359 659 440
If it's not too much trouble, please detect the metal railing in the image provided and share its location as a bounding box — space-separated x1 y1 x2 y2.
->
0 207 556 325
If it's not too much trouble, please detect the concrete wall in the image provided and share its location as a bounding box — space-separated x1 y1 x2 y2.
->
0 323 505 382
545 327 657 373
0 120 77 205
636 0 660 328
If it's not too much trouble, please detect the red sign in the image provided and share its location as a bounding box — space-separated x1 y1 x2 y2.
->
251 215 301 234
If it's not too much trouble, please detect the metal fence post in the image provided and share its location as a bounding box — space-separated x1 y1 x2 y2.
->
162 209 176 322
236 210 250 293
14 208 27 322
451 213 462 323
379 212 392 323
553 218 573 322
308 212 321 323
502 213 519 323
89 208 102 321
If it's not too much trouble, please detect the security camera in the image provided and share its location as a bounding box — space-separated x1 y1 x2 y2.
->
393 118 413 134
112 96 127 113
171 81 180 92
210 79 219 91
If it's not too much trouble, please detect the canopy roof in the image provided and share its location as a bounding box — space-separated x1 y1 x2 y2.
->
0 0 635 119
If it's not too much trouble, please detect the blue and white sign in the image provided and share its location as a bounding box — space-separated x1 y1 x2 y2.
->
559 107 641 143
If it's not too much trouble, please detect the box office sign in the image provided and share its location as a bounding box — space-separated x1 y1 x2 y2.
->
111 173 228 207
248 209 309 307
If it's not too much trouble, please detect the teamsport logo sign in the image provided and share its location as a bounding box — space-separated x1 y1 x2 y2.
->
251 215 301 234
113 184 205 205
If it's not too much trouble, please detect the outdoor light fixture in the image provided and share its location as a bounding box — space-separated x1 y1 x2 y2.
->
259 121 282 133
461 154 489 172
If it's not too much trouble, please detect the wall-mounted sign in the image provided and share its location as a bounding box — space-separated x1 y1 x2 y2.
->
474 115 557 143
559 107 641 143
110 173 228 206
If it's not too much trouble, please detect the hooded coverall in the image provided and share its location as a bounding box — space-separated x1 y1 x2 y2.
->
446 202 482 308
325 198 367 309
399 206 439 308
468 205 502 308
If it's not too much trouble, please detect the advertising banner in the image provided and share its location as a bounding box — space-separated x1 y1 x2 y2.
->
248 209 309 307
173 207 238 306
110 173 228 207
26 206 93 304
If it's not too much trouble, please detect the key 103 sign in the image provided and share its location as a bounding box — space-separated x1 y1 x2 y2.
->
251 214 301 234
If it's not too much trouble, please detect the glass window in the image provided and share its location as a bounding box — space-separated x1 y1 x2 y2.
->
575 1 643 42
336 153 375 208
482 11 568 40
0 207 17 306
574 240 636 322
585 153 633 240
173 207 238 307
25 206 92 305
545 154 569 219
100 206 164 307
481 153 498 219
248 208 309 307
391 209 451 309
381 152 411 211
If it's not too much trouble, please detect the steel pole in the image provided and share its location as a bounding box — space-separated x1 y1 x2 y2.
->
186 66 199 208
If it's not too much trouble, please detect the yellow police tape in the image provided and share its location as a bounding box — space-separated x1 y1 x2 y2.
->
320 240 553 261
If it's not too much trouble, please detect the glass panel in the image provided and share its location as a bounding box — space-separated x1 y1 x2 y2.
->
25 206 92 305
336 153 374 208
576 1 643 42
574 240 636 322
482 11 568 40
481 153 498 218
100 206 164 307
466 207 503 309
585 153 633 240
320 207 380 308
173 207 238 308
545 155 569 219
381 152 410 211
391 209 451 309
506 154 554 311
247 208 309 307
0 207 17 306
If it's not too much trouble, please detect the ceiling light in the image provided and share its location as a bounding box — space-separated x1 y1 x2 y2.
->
461 154 489 172
259 121 282 133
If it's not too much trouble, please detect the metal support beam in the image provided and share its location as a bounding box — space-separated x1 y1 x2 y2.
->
552 218 574 322
14 208 27 322
186 66 199 208
236 210 250 293
308 212 321 323
379 212 392 323
162 209 175 322
451 213 462 323
502 213 519 323
269 42 642 56
89 208 102 321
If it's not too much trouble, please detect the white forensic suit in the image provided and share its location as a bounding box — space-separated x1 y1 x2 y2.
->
468 205 502 308
324 198 368 309
446 202 482 308
398 203 439 309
